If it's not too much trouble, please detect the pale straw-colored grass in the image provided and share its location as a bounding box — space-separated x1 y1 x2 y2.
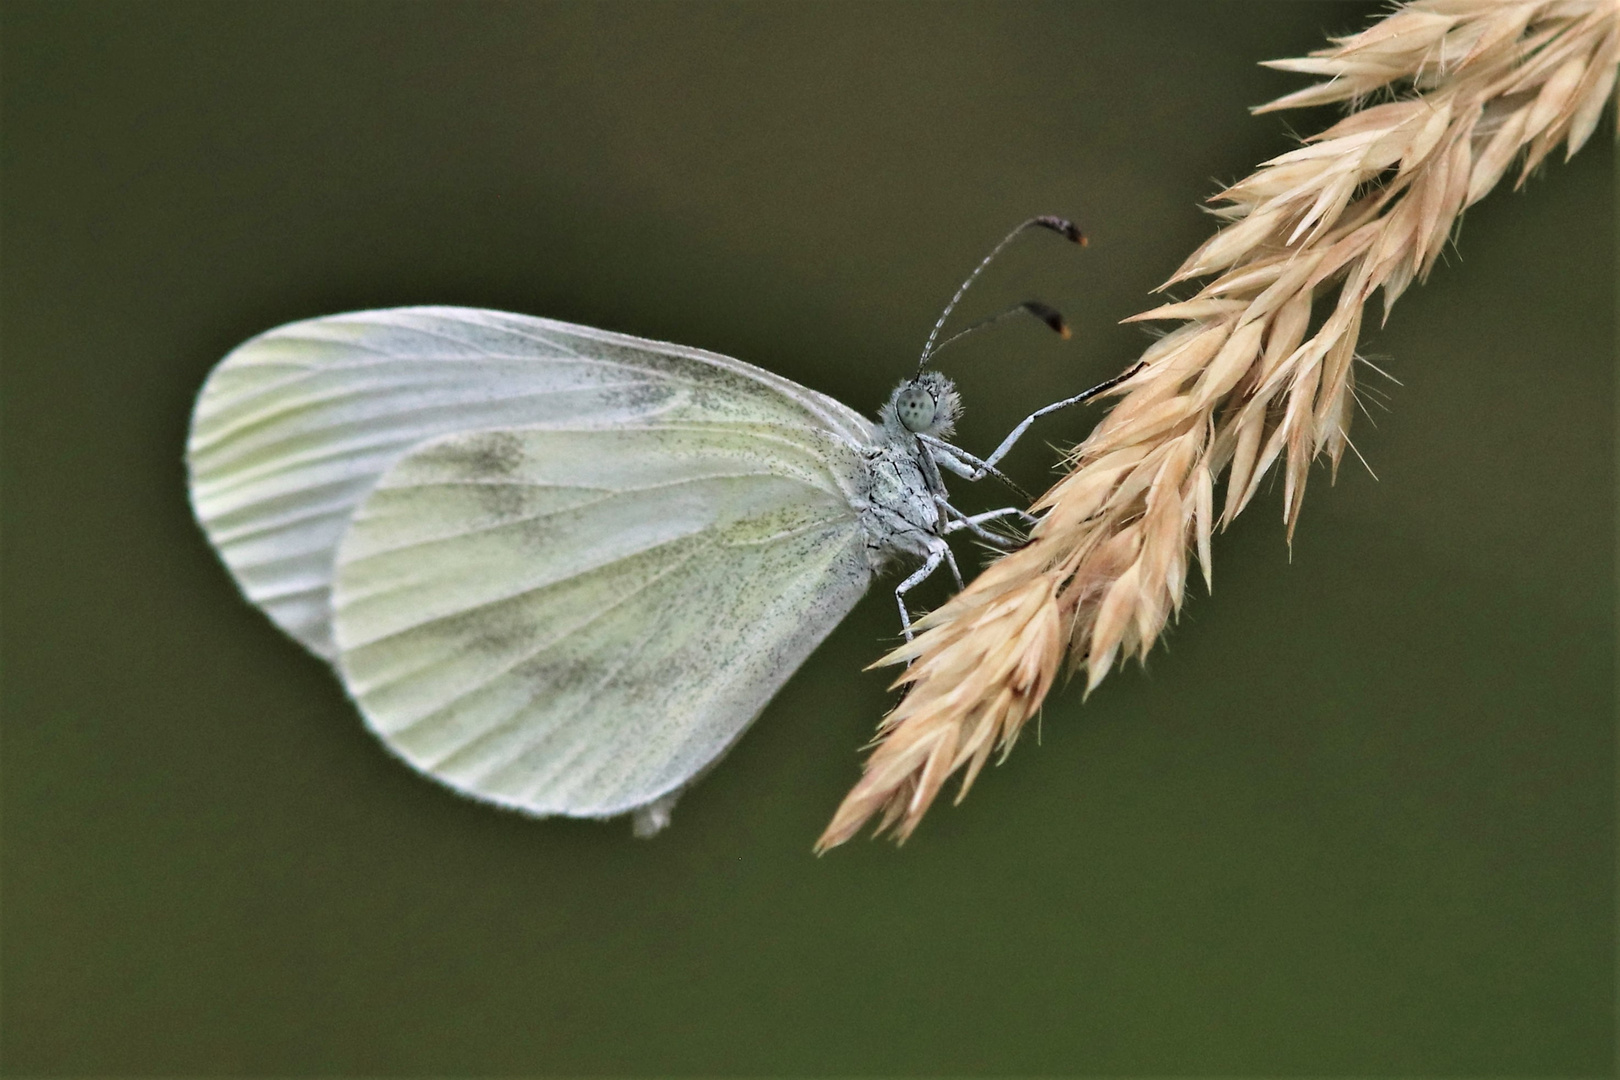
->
818 0 1619 850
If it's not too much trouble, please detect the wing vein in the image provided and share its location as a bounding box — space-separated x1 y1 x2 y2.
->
348 471 837 564
430 588 681 787
380 535 716 731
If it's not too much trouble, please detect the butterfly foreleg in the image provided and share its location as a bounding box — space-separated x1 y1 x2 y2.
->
952 361 1147 481
927 442 980 479
920 435 1029 500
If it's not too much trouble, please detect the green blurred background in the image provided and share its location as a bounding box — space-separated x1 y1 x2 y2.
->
2 1 1612 1073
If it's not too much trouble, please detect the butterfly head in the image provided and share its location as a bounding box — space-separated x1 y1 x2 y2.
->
882 370 961 441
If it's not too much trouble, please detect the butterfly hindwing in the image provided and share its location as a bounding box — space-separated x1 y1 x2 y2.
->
330 422 874 819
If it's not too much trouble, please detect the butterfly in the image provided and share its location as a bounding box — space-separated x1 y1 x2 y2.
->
186 219 1127 835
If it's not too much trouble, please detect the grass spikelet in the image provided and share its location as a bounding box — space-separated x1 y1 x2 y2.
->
817 0 1618 851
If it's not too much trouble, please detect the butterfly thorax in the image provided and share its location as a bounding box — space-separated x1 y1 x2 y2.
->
857 442 941 568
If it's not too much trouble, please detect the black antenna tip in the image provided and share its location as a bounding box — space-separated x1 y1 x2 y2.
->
1021 300 1071 339
1032 216 1087 246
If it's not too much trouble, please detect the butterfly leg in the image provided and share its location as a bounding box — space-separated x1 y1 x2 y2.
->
932 496 1027 548
941 541 965 589
962 361 1145 479
924 438 1030 500
894 543 948 642
922 362 1147 488
943 505 1033 546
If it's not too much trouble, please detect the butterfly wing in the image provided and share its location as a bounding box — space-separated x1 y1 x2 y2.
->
330 421 873 821
186 306 874 659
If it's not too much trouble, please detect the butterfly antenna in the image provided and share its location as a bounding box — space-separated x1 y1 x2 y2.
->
916 216 1086 375
931 300 1071 356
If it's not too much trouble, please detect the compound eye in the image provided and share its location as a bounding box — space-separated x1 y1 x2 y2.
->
896 386 937 432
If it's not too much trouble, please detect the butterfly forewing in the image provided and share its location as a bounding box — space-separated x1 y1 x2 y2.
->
330 423 873 818
186 307 874 659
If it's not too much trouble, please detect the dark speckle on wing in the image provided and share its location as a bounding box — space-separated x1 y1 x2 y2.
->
424 430 526 479
593 369 683 416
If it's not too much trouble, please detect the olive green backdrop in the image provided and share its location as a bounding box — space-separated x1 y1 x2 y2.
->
2 1 1612 1074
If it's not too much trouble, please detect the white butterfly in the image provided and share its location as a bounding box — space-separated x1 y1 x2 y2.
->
187 226 1125 836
